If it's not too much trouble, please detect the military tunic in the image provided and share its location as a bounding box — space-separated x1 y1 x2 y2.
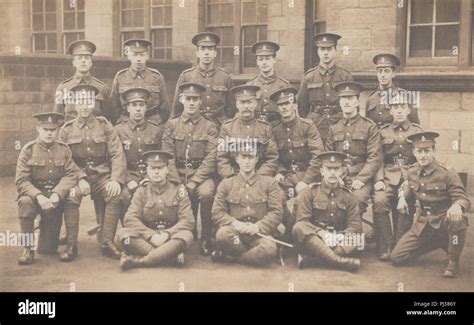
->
212 172 283 265
391 159 470 264
54 72 111 122
171 66 235 125
326 114 382 212
246 73 290 125
364 85 420 128
297 64 353 143
110 67 171 125
217 116 279 178
15 139 80 252
293 182 361 255
115 119 163 184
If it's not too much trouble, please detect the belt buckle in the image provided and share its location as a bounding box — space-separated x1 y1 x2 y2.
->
291 163 298 172
203 112 213 119
185 162 192 168
322 106 332 115
421 205 432 214
395 157 405 165
258 113 267 122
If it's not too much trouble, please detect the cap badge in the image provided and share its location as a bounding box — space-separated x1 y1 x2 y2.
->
421 135 426 141
330 155 335 162
345 86 350 91
48 116 52 122
323 37 327 42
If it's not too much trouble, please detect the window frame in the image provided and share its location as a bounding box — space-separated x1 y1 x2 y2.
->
402 0 473 69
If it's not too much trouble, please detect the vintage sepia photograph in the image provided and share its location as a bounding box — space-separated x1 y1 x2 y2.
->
0 0 473 319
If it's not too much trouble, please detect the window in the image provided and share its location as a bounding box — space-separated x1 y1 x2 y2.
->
63 0 85 51
32 0 58 53
31 0 85 54
404 0 473 67
304 0 327 70
119 0 173 59
204 0 268 74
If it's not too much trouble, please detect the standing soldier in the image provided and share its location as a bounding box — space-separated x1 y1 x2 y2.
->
297 33 353 143
293 151 362 272
372 101 422 261
15 112 80 264
326 81 382 216
246 41 290 126
269 86 324 239
212 143 283 266
114 87 163 200
110 39 171 125
217 85 278 179
115 151 195 270
364 53 420 128
391 132 470 278
171 32 235 127
58 84 128 259
54 40 111 122
162 82 219 256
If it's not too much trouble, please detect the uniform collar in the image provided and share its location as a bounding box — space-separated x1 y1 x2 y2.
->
321 180 339 196
237 172 258 186
76 116 97 129
197 64 216 77
36 137 55 150
281 114 298 127
238 114 256 125
318 63 336 75
128 66 146 79
343 113 361 125
390 119 410 130
181 112 202 124
378 83 398 91
257 72 277 84
73 72 93 84
420 159 438 176
149 179 170 195
127 118 147 130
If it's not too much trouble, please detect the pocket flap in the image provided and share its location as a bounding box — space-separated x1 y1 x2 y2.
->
67 137 83 145
253 196 267 204
308 82 323 89
353 132 368 141
54 159 66 167
426 183 447 190
292 140 305 148
313 201 328 209
192 135 209 141
382 138 395 145
171 134 185 141
212 86 227 92
333 133 345 141
93 136 107 143
27 159 46 166
226 196 241 204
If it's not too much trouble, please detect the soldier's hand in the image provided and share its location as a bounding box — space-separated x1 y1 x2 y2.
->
36 194 51 211
246 223 260 236
295 182 308 194
447 203 463 224
274 173 285 185
106 180 121 198
231 220 247 234
78 179 91 196
397 197 409 215
186 181 198 193
127 180 139 192
49 193 60 207
150 232 170 247
374 181 385 191
351 180 365 190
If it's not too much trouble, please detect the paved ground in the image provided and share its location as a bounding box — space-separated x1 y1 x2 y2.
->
0 177 473 292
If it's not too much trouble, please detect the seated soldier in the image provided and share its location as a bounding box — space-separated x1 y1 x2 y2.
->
211 143 283 266
372 101 422 261
115 151 195 270
391 131 470 278
293 151 362 272
15 112 80 264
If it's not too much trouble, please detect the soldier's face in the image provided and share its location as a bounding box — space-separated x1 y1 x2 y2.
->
236 154 258 173
256 55 276 73
317 46 336 65
339 95 359 115
377 67 395 87
36 126 58 144
390 104 410 123
127 51 149 70
321 165 342 185
236 98 258 119
197 46 217 64
147 164 168 183
180 95 201 115
127 101 147 121
277 101 296 120
413 146 435 167
75 102 95 118
72 55 93 73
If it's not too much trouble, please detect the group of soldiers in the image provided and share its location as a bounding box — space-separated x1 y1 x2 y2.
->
14 31 470 278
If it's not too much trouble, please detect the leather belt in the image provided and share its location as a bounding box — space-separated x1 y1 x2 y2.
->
310 104 336 114
384 154 415 165
419 200 451 215
241 216 258 223
285 160 308 172
343 155 366 165
256 111 281 123
176 158 203 169
75 157 107 169
147 220 174 231
34 179 59 193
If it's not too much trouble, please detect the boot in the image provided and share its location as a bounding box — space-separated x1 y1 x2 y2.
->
373 212 394 261
305 235 360 272
211 249 234 263
443 260 459 278
59 245 78 262
18 248 35 265
200 239 212 256
101 241 122 259
297 254 312 269
120 254 147 270
175 253 185 267
443 230 466 278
